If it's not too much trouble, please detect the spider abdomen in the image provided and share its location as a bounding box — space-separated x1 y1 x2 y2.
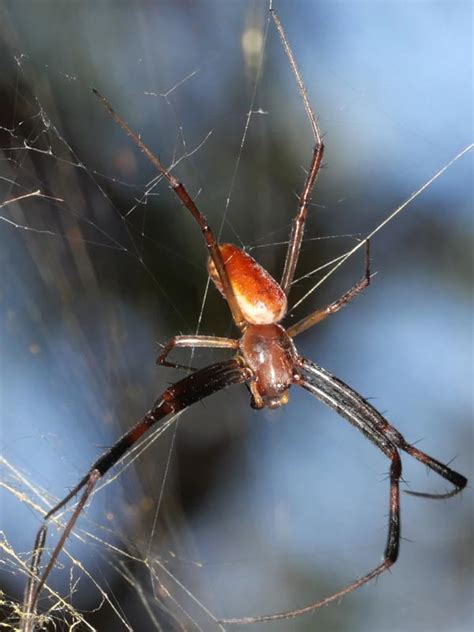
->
239 323 297 409
208 243 287 325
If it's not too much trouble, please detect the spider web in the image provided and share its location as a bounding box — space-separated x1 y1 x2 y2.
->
1 1 473 631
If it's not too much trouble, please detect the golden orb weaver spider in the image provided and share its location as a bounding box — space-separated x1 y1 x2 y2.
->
20 5 468 630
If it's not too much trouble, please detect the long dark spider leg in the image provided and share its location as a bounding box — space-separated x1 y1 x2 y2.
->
21 358 248 630
219 359 466 625
22 471 102 632
270 8 325 295
92 89 246 331
22 524 46 624
220 380 402 625
287 240 371 337
301 358 467 498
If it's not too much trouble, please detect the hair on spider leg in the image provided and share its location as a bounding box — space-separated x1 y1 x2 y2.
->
445 454 463 469
399 474 411 487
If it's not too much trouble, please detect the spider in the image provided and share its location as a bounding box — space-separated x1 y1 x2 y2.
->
21 6 467 630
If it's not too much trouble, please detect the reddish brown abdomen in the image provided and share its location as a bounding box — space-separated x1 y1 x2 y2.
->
208 243 287 325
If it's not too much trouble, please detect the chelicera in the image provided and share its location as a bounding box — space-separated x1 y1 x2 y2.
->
21 6 467 630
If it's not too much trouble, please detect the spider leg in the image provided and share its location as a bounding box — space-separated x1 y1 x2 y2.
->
301 358 467 498
220 357 466 624
388 437 466 499
157 335 239 370
22 523 46 626
270 8 325 296
21 358 248 630
92 89 246 331
287 240 371 337
220 376 402 624
22 471 102 632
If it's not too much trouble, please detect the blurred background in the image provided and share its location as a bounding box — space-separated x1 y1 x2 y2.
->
0 1 472 631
